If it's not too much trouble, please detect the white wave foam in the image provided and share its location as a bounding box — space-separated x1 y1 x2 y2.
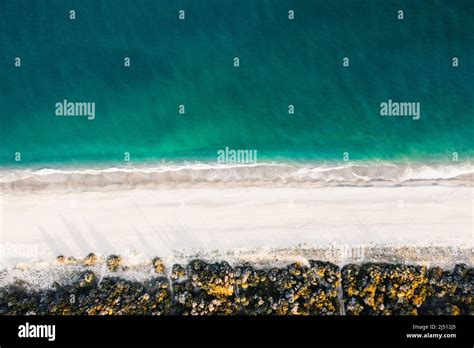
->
0 161 472 191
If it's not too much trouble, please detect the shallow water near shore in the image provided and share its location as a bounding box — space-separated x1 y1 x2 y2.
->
1 0 473 166
0 161 472 193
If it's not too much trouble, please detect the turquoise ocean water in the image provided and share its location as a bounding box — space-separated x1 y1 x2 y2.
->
0 0 473 168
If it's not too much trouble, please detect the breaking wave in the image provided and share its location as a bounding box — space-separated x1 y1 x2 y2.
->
0 161 472 192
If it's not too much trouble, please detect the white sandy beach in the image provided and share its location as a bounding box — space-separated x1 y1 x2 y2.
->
1 185 472 268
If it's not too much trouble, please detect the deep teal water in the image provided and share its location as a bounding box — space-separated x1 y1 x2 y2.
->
0 0 473 166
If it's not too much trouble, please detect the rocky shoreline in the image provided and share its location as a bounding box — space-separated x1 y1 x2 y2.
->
0 255 472 315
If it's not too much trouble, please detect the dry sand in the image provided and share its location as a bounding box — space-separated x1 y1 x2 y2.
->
0 185 471 268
